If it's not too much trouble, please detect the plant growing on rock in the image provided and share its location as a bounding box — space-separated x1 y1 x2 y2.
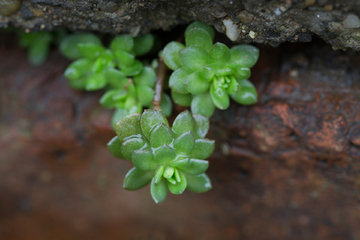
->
60 33 172 126
107 110 214 204
162 21 259 117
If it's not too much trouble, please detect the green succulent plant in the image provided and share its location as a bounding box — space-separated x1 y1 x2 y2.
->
107 109 214 204
162 21 259 117
60 33 172 126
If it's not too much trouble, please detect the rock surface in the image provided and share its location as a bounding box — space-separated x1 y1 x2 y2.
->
1 31 360 239
1 0 360 51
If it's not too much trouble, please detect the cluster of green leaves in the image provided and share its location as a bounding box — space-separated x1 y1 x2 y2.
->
162 21 259 118
107 110 214 204
18 29 67 66
60 33 172 126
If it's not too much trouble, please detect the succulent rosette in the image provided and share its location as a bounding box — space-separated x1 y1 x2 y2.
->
162 21 259 117
107 109 214 204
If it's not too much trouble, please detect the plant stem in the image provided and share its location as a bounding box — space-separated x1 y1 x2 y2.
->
152 58 167 111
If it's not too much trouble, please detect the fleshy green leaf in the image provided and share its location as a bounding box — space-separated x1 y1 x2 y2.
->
136 85 154 106
169 68 190 94
190 139 215 159
114 49 135 66
133 66 156 88
154 165 165 184
150 123 174 148
123 167 153 190
230 44 259 68
163 166 175 179
150 176 168 204
122 137 148 161
99 89 119 108
155 145 176 164
85 73 107 91
185 173 212 193
133 34 154 56
28 36 51 66
191 92 215 118
160 93 172 117
185 28 213 52
172 110 196 139
110 34 134 52
192 114 210 139
173 131 195 156
115 113 142 141
119 60 143 76
67 76 87 90
112 108 129 129
230 79 258 105
60 34 102 59
107 136 126 160
77 43 105 60
64 58 93 80
184 70 210 94
105 68 128 89
179 46 208 73
203 63 219 80
140 110 169 141
162 41 185 70
171 90 192 106
170 158 209 175
185 21 215 40
210 84 230 110
209 42 230 66
132 150 157 170
167 171 187 194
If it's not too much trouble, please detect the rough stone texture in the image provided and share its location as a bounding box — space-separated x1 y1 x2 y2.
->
1 31 360 239
1 0 360 51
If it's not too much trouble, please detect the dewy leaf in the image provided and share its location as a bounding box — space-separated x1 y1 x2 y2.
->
230 79 258 105
107 136 126 160
163 166 175 179
123 167 153 190
155 145 176 164
209 42 230 66
185 28 213 52
132 150 157 171
140 110 169 141
172 110 196 139
179 46 208 74
190 139 215 159
150 176 168 204
173 131 195 156
169 67 190 94
110 34 134 52
191 92 215 118
115 113 142 141
171 90 192 107
185 173 212 193
210 84 230 110
60 34 102 59
121 137 148 161
203 63 219 80
192 114 210 139
185 21 215 40
133 66 156 88
85 73 107 91
133 34 154 56
64 58 93 80
184 70 210 95
162 41 185 70
136 85 154 106
105 68 128 89
114 49 135 66
230 44 260 68
234 66 251 80
170 158 209 175
77 43 105 60
150 123 174 148
167 171 187 195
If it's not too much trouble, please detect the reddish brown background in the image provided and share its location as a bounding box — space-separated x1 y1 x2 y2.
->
1 33 360 240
